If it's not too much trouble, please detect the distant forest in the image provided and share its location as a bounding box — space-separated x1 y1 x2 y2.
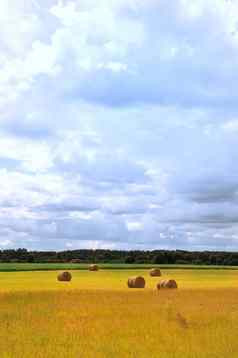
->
1 249 238 265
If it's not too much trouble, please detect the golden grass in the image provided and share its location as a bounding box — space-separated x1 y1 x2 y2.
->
0 269 238 357
0 268 237 292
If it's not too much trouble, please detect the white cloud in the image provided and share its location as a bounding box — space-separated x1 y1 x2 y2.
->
0 239 12 248
126 221 143 232
222 120 238 132
0 0 238 250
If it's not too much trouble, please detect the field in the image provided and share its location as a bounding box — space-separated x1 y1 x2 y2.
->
1 266 238 357
0 262 237 272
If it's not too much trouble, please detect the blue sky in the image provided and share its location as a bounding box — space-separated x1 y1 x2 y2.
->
0 0 238 251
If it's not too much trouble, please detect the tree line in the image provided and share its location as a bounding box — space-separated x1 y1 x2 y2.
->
0 248 238 265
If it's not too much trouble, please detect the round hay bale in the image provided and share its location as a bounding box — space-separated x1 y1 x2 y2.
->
57 271 72 282
127 276 145 288
150 268 161 277
157 279 177 289
71 259 81 263
89 264 99 271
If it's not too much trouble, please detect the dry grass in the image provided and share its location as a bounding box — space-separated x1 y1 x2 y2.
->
0 268 237 292
0 269 238 357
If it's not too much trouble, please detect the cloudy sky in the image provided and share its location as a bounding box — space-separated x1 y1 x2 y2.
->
1 0 238 251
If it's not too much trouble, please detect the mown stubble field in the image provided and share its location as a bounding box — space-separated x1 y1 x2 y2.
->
0 268 238 357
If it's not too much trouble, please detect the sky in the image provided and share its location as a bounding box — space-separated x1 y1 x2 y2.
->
1 0 238 251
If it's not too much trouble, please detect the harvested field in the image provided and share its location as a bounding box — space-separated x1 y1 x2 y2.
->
0 268 238 357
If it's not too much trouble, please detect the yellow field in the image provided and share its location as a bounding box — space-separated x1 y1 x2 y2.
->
1 269 238 357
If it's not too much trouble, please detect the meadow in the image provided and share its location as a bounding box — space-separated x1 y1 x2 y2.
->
0 262 236 272
1 267 238 357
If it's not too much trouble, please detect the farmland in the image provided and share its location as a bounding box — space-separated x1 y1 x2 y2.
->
1 267 238 357
0 262 237 272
